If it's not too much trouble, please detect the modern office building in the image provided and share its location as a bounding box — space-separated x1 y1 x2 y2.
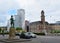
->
7 20 10 31
14 9 25 29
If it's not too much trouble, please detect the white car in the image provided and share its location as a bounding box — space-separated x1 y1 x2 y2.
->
25 32 36 38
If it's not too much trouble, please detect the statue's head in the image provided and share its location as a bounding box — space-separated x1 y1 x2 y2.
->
11 15 13 18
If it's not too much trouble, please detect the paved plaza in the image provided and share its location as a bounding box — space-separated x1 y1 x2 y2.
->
0 35 60 43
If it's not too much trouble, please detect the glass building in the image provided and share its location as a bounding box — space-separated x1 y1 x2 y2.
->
14 9 25 29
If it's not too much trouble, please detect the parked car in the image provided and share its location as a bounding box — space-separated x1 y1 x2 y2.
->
25 32 36 38
20 32 31 39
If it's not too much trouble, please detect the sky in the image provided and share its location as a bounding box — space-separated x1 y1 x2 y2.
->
0 0 60 26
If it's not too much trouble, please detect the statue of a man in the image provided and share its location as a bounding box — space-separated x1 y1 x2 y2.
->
10 15 14 27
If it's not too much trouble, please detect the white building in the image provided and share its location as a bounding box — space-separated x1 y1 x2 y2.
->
7 20 10 31
14 9 25 29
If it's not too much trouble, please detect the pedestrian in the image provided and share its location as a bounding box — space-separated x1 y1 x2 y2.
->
2 29 4 36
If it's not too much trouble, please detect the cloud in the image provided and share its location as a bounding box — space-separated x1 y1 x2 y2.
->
0 0 60 26
16 0 60 23
0 0 20 26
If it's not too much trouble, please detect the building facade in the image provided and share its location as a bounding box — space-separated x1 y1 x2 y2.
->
14 9 25 29
13 9 60 33
29 10 49 33
29 10 60 33
25 20 30 32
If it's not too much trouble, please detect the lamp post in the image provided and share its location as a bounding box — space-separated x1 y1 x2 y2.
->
43 23 47 35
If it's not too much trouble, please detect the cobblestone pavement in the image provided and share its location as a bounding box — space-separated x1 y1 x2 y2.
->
0 35 60 43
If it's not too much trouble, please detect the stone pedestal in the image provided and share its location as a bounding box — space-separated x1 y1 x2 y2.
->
9 27 16 39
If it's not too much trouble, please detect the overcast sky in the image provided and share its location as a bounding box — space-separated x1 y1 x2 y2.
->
0 0 60 26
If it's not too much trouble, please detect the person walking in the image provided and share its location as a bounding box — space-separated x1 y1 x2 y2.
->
2 29 4 36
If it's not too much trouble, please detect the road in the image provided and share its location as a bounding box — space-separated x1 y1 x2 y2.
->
37 36 60 43
0 35 60 43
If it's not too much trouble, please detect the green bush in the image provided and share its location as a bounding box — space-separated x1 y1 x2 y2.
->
0 32 9 34
55 30 60 33
16 27 22 30
21 31 26 33
34 33 45 35
50 30 60 33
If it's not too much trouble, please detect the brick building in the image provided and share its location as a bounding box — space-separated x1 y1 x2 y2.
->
25 10 60 33
29 10 49 33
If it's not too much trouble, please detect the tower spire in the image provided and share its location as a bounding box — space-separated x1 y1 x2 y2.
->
41 10 45 23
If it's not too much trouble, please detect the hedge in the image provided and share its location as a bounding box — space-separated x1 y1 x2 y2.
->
50 30 60 33
34 33 45 35
0 33 9 34
16 27 22 30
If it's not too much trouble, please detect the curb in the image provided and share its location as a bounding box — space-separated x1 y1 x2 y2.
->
0 39 32 42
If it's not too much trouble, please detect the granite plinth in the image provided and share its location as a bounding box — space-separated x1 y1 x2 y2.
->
9 27 16 39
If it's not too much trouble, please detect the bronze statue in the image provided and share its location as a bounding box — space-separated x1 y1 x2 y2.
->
10 15 14 27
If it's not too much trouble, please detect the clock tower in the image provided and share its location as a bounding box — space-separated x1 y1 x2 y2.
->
41 10 45 24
